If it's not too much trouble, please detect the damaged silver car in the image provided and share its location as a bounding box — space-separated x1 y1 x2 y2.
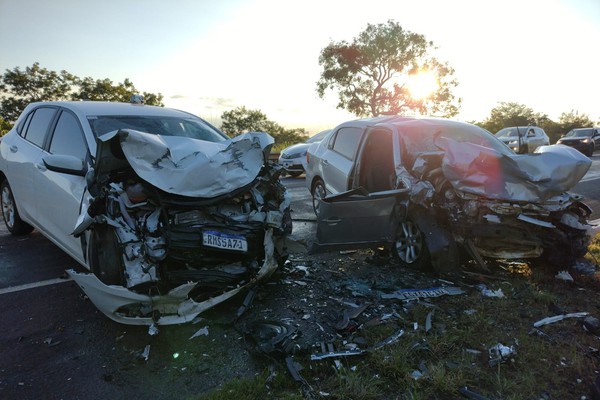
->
306 117 592 271
0 100 291 325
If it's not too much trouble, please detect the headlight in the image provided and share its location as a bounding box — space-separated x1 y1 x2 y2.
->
582 138 591 144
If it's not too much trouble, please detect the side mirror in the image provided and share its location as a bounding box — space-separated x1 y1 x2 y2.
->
43 154 87 177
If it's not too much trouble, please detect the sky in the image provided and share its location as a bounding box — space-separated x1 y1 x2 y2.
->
1 0 599 134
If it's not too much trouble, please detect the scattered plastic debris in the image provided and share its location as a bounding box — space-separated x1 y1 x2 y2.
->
148 323 159 336
310 342 365 360
381 287 464 301
425 312 433 333
555 270 574 282
533 312 590 328
476 284 505 298
373 329 405 350
141 345 151 361
189 326 209 340
488 343 516 366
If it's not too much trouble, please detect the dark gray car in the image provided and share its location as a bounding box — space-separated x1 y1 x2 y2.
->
309 117 592 272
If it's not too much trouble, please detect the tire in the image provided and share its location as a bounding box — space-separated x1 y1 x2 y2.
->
392 219 431 270
88 224 125 285
311 179 326 217
287 171 303 178
1 180 33 236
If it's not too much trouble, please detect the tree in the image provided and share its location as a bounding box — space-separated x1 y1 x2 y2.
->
316 20 460 118
0 62 163 122
0 116 11 136
220 106 308 146
478 102 537 133
558 110 594 133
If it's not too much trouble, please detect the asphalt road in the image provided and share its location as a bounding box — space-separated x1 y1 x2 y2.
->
0 156 599 399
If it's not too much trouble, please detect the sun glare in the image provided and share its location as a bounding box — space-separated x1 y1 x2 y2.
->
407 71 438 100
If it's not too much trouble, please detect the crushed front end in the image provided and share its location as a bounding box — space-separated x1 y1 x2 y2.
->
70 130 291 325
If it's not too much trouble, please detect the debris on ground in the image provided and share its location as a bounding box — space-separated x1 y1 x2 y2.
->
533 312 590 328
488 342 516 366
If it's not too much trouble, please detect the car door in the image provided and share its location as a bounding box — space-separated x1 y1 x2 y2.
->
320 127 365 194
4 106 58 225
311 188 408 253
32 109 89 264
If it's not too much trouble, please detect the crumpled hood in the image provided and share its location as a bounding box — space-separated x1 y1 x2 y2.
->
95 129 274 198
439 138 591 202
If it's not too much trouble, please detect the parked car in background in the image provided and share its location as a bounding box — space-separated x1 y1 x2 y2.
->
0 100 291 325
278 129 331 177
495 126 550 153
306 116 592 272
556 127 600 157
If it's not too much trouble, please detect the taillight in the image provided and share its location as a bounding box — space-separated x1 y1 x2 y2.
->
306 152 310 165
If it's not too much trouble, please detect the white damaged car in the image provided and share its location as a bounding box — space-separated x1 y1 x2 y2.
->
0 100 291 325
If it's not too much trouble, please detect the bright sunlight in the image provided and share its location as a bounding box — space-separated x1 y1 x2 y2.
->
407 70 438 100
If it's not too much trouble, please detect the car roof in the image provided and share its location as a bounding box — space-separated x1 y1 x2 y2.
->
27 101 194 118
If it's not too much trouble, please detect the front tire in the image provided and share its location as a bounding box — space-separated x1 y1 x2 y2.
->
311 179 326 217
393 219 431 270
1 180 33 236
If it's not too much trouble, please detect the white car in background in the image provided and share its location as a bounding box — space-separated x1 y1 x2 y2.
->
0 100 291 325
495 126 550 153
278 129 331 177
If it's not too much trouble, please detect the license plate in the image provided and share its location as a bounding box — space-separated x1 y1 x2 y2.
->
203 231 248 252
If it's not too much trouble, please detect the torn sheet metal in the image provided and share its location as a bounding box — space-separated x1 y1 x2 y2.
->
381 287 465 301
96 129 274 198
439 138 591 203
67 229 279 326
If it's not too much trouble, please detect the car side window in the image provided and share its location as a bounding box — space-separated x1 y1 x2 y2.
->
49 111 88 160
17 112 34 137
23 107 57 147
331 127 363 160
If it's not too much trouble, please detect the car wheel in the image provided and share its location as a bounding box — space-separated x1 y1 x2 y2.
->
88 224 125 285
311 179 326 217
1 180 33 236
287 171 303 178
393 219 431 270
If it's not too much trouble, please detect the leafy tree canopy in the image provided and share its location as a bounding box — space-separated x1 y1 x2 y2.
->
558 110 594 132
316 20 460 118
0 62 163 122
220 106 308 146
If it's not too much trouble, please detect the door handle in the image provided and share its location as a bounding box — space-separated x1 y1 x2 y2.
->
322 159 329 166
323 217 341 225
9 145 17 153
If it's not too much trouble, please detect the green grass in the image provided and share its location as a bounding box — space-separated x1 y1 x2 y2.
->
198 233 600 399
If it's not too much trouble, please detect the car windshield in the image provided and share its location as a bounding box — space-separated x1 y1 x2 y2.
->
87 115 228 142
495 127 527 138
399 122 514 165
564 128 593 138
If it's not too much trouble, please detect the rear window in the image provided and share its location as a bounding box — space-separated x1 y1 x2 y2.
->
87 115 228 143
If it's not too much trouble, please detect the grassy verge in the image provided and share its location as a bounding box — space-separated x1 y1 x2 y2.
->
198 234 600 399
